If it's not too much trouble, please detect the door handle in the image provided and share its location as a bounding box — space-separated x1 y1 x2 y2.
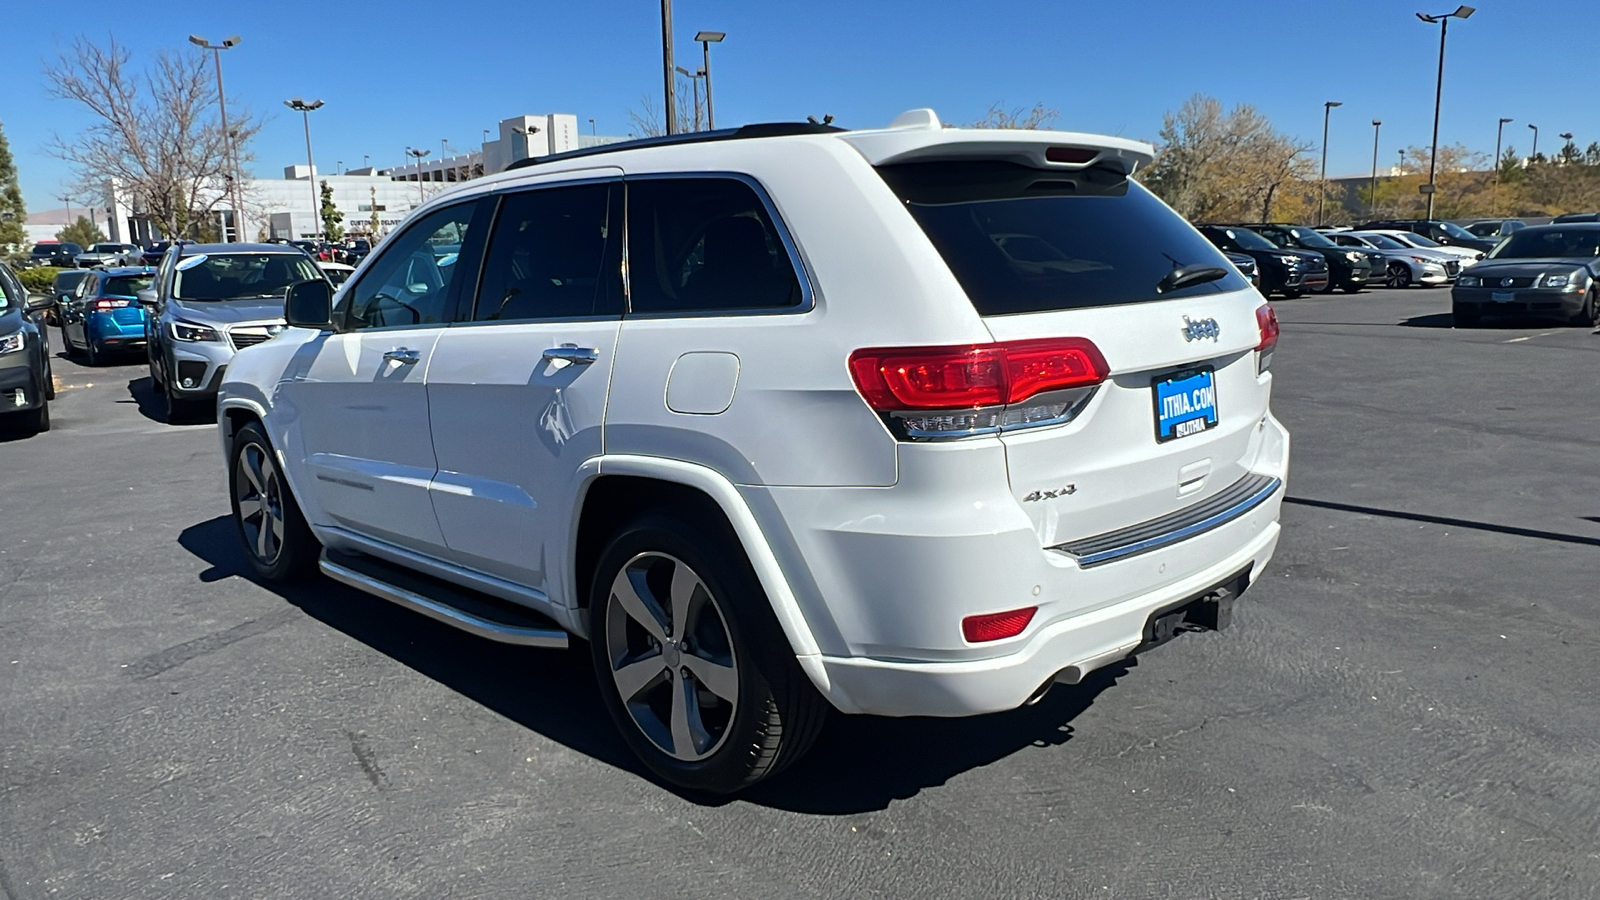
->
542 345 598 365
382 348 421 365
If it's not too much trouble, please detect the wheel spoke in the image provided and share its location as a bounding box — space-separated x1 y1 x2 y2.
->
669 670 709 758
613 569 667 641
240 449 266 494
270 511 285 543
236 496 263 522
683 653 737 704
612 652 666 702
255 514 274 559
668 562 702 640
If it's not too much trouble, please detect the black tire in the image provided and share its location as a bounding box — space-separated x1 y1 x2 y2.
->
163 379 207 424
60 327 80 359
1569 289 1598 327
228 421 319 582
1283 289 1305 299
43 357 55 401
83 336 101 367
1453 305 1481 327
1341 283 1363 293
14 400 51 435
1387 263 1412 289
588 511 828 794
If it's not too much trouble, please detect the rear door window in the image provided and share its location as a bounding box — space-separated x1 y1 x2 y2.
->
878 161 1246 315
472 182 621 321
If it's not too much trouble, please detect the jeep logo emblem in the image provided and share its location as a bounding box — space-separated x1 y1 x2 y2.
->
1182 316 1220 342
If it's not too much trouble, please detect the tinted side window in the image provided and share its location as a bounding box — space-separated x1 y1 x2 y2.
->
345 202 477 330
473 182 618 322
626 177 802 314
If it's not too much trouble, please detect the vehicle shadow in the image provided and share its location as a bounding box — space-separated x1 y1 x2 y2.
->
176 514 1124 813
1398 313 1457 328
126 376 169 423
1401 312 1577 329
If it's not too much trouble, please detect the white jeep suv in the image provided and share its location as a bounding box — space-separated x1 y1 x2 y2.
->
218 109 1289 793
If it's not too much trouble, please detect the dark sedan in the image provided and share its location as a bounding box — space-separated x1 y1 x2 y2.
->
1451 224 1600 327
1197 225 1328 297
1357 219 1497 255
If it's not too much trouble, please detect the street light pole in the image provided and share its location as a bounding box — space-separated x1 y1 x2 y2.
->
1527 123 1539 162
285 99 325 239
1319 100 1342 225
676 66 703 130
405 148 430 205
694 31 725 130
1369 119 1382 217
1416 6 1474 221
660 0 677 135
1492 117 1512 214
190 35 243 240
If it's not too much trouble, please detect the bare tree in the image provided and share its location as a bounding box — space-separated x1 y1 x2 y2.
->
43 36 262 239
1141 94 1315 223
626 74 700 138
968 102 1060 130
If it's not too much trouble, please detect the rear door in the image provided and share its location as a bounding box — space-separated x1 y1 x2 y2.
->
876 160 1274 548
424 172 624 596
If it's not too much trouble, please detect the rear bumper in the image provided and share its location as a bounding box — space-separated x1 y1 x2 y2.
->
755 413 1291 717
86 313 147 347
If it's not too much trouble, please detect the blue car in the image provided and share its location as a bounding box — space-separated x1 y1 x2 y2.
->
59 267 156 366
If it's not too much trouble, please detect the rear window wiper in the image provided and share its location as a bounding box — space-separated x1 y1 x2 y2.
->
1156 264 1229 294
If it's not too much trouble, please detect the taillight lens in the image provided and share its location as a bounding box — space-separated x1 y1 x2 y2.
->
92 298 132 311
849 338 1108 440
962 607 1037 643
1255 304 1280 375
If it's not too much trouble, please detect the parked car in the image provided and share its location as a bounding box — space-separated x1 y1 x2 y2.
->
26 242 83 269
0 261 56 435
1220 223 1375 292
1551 212 1600 224
1224 251 1259 288
1451 223 1600 327
141 243 325 422
42 269 91 327
315 261 355 287
1466 219 1525 238
58 267 156 365
1197 225 1328 297
74 242 144 268
344 238 372 264
141 241 175 267
1356 219 1497 254
1329 231 1457 288
216 112 1290 793
1368 229 1483 267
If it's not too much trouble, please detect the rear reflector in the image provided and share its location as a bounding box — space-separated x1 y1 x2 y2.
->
849 338 1108 411
1255 305 1280 374
962 607 1037 643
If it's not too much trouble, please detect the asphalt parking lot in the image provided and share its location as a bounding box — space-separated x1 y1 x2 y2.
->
2 287 1597 899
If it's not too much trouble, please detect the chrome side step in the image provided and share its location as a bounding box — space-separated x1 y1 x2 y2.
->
1053 473 1282 568
319 550 569 648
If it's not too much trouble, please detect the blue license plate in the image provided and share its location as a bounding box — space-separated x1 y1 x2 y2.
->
1154 369 1218 442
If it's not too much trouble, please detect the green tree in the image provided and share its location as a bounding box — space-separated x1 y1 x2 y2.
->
319 180 344 242
0 120 27 255
57 214 105 247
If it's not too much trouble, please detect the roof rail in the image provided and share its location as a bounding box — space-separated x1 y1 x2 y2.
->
504 122 846 171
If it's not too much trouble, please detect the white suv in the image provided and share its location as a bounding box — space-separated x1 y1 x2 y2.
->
217 109 1289 793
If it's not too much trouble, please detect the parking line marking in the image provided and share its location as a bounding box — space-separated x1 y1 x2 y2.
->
1504 337 1531 343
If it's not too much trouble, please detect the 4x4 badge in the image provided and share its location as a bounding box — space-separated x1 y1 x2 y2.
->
1023 485 1077 502
1182 316 1221 342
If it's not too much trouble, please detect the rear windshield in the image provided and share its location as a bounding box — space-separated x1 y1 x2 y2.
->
174 253 323 301
1437 221 1476 240
103 275 153 297
1490 228 1600 259
878 161 1246 315
53 271 89 291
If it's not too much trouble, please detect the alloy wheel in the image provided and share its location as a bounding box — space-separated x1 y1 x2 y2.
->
234 442 286 565
603 552 740 762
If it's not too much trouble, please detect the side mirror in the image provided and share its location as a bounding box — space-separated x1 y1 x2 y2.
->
25 293 53 312
135 288 158 309
285 279 334 329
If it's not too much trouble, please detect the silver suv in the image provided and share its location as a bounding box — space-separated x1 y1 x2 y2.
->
140 243 324 422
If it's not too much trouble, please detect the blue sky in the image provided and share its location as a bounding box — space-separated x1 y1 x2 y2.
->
3 0 1592 214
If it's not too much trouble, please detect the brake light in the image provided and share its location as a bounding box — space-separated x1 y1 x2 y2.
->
962 607 1037 643
849 338 1108 439
1255 304 1280 375
92 299 132 311
1045 146 1099 165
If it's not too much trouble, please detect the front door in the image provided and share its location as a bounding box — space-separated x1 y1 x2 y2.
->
425 175 623 600
276 198 490 557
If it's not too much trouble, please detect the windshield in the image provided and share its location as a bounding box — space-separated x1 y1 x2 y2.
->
1489 228 1600 260
90 244 121 253
1437 222 1476 240
174 253 323 301
1355 233 1406 250
30 244 58 256
103 275 153 297
1286 227 1337 248
877 161 1246 315
1221 227 1277 251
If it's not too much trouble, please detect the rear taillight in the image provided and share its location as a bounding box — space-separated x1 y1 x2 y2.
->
962 607 1037 643
1255 304 1280 375
849 338 1109 440
92 298 132 311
